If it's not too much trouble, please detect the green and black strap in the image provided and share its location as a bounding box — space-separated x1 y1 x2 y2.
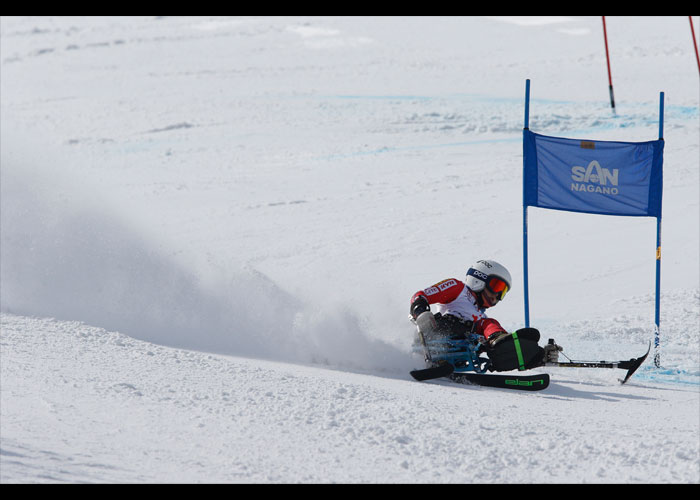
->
511 331 526 371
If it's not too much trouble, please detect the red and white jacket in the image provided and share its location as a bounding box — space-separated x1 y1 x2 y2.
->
411 278 506 340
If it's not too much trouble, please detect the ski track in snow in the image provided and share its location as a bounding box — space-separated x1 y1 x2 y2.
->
1 16 698 483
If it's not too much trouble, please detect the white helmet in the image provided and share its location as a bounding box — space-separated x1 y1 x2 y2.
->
465 259 512 301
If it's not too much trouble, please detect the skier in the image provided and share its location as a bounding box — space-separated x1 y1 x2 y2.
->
409 259 561 372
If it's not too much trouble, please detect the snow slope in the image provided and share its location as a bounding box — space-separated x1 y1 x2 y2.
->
1 16 698 483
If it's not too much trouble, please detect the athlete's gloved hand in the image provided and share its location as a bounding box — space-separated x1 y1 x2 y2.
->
410 295 430 320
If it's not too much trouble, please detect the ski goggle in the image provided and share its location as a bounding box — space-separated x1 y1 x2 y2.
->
486 276 510 300
467 268 510 300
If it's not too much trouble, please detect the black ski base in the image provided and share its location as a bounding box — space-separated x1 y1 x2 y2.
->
410 362 454 381
450 372 550 391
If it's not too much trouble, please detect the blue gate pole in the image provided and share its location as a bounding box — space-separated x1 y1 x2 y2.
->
659 91 665 140
524 79 531 130
523 79 531 327
654 91 664 367
654 217 662 367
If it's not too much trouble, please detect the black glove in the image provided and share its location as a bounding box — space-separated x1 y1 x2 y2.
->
410 295 430 320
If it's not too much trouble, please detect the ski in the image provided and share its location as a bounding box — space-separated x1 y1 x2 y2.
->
450 372 550 391
544 342 650 384
410 362 454 381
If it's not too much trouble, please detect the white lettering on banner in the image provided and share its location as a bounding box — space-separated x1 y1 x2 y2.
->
570 161 619 196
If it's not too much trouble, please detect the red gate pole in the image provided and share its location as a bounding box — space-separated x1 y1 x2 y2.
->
689 16 700 75
602 16 616 111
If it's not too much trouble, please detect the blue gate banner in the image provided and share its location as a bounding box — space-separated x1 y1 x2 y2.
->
523 130 664 217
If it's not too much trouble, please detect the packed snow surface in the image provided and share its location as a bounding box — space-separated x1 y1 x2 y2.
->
1 16 698 483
